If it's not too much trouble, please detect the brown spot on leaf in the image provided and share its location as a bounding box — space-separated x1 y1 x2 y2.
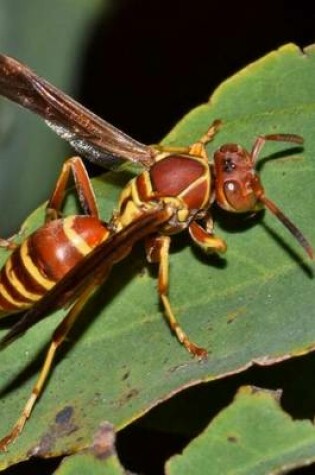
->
226 306 246 324
27 433 55 457
28 406 78 457
122 370 130 381
92 422 116 460
116 388 139 407
123 388 139 403
227 435 238 443
55 405 74 425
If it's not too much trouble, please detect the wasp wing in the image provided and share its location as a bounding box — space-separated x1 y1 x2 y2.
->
1 207 173 346
0 54 154 168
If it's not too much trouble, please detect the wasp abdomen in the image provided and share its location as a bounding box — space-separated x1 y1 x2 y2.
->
0 216 110 314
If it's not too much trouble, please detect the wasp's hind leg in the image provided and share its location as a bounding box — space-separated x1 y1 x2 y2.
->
46 156 100 222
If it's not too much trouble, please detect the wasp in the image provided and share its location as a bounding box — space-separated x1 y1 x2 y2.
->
0 54 312 450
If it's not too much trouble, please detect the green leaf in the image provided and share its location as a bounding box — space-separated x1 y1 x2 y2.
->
166 386 315 474
55 453 124 475
0 43 314 469
54 423 125 475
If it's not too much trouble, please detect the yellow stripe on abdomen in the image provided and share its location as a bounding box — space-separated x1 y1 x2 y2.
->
5 258 42 301
63 217 93 256
20 240 55 291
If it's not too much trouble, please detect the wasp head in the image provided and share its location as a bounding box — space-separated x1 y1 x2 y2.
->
213 138 313 259
214 144 263 213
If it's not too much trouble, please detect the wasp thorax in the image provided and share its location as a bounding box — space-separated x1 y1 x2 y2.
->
214 144 263 213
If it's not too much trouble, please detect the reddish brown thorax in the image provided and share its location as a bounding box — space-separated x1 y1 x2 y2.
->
214 144 264 213
150 154 209 210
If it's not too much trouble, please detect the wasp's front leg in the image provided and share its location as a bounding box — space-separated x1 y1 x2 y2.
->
188 213 227 254
145 234 207 359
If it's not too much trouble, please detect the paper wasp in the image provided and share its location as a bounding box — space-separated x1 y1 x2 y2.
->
0 54 312 451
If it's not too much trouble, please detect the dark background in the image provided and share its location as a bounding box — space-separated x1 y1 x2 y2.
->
79 0 315 148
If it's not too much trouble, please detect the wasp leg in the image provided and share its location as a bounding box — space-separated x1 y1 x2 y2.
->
46 156 99 222
188 219 227 254
0 282 95 451
154 120 222 161
145 235 207 359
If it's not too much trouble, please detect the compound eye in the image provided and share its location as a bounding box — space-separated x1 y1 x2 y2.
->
223 180 257 212
224 180 241 209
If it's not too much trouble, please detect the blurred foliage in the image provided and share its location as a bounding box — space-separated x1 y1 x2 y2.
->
0 0 105 236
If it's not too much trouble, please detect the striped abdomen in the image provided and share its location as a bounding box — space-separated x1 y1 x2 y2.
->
0 216 110 315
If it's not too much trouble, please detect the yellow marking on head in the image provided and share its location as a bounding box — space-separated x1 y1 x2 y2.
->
21 241 55 290
63 217 93 256
5 258 42 301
